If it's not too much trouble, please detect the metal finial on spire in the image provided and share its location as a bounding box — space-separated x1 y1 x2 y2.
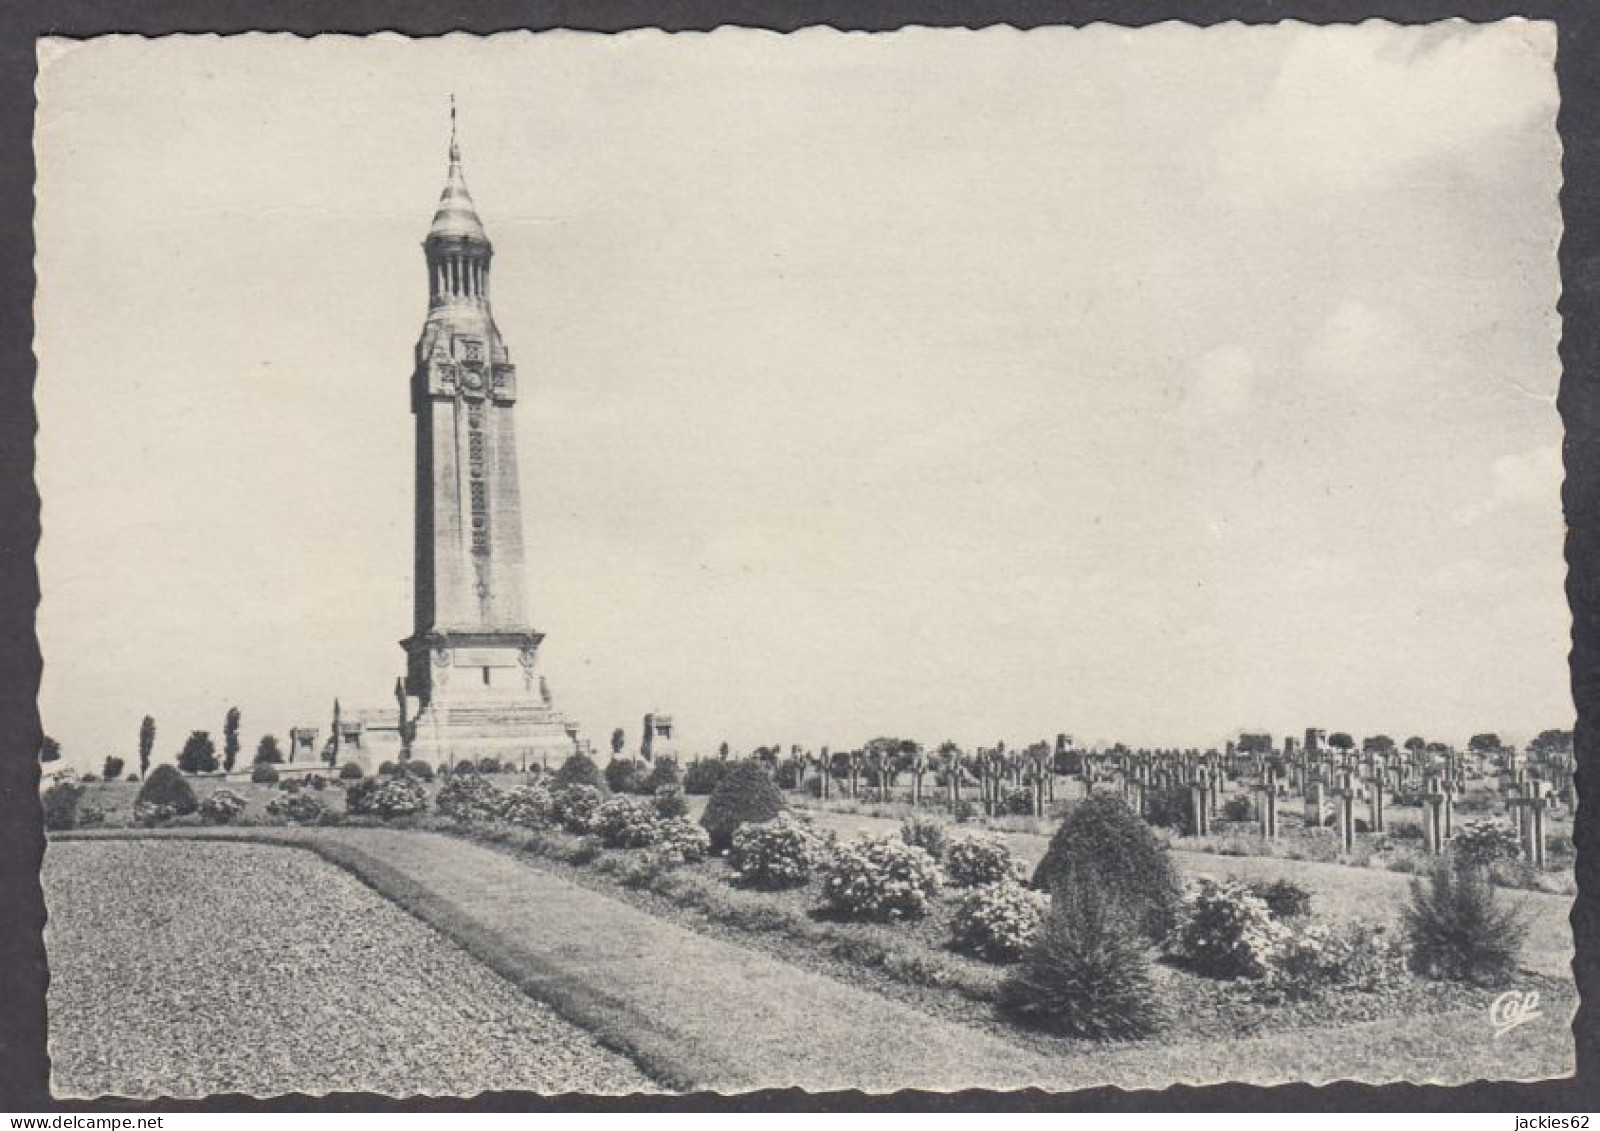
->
448 94 459 163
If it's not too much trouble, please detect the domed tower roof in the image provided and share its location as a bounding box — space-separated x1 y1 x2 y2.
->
428 100 488 245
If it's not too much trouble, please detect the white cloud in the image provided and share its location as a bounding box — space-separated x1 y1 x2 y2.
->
1301 299 1422 405
1214 21 1555 199
1452 442 1563 525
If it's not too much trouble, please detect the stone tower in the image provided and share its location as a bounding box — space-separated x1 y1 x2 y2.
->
399 107 575 765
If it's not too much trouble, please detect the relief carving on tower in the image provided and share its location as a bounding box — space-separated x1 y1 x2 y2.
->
491 362 517 403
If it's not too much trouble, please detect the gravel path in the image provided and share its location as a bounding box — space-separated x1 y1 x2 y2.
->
44 840 657 1098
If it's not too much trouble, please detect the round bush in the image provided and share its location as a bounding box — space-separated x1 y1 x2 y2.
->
1255 919 1405 1003
593 798 661 848
655 817 711 863
435 774 506 822
42 781 85 832
1221 794 1253 822
604 758 651 795
1000 786 1036 816
398 759 434 781
700 760 785 851
1033 795 1181 940
136 764 199 816
1164 879 1287 979
1141 785 1195 835
945 835 1025 888
449 759 477 775
550 783 604 833
346 776 428 819
476 756 503 774
728 817 825 889
266 791 326 825
251 763 280 784
498 784 554 829
653 784 689 820
821 835 942 920
377 761 397 776
998 878 1163 1040
338 761 365 781
644 757 681 792
682 758 729 796
951 881 1050 962
199 788 248 825
553 752 607 793
899 815 951 861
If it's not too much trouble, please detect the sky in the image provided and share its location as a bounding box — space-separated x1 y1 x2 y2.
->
33 23 1565 769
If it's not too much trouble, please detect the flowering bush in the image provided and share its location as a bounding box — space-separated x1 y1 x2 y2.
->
655 817 711 863
899 815 951 861
945 835 1025 888
498 785 554 829
729 817 825 889
1246 878 1314 920
1163 879 1288 979
133 801 176 827
593 798 662 848
1451 819 1522 869
346 775 428 819
1255 919 1406 1002
199 789 248 825
266 791 326 825
251 763 280 784
1000 786 1037 817
550 784 604 834
950 881 1050 962
435 774 505 822
821 836 943 920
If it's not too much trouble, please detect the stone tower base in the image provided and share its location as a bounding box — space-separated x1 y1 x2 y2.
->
408 702 577 771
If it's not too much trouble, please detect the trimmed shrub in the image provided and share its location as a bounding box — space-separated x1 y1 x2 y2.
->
700 759 785 851
266 791 326 824
1164 879 1287 979
593 798 662 848
435 774 505 822
136 764 199 817
653 784 689 820
338 761 365 781
728 817 825 889
477 756 503 774
682 758 729 796
1246 878 1314 920
951 799 978 823
42 782 85 832
498 785 553 829
1221 794 1253 822
449 759 477 775
998 878 1163 1039
945 835 1025 888
550 783 604 834
251 763 280 785
655 817 711 863
821 836 942 920
1403 861 1527 985
899 815 951 861
644 757 681 792
1450 819 1522 869
950 881 1050 962
552 752 607 793
604 758 651 795
377 761 397 776
199 788 248 825
133 801 177 827
398 759 434 781
1033 795 1181 940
